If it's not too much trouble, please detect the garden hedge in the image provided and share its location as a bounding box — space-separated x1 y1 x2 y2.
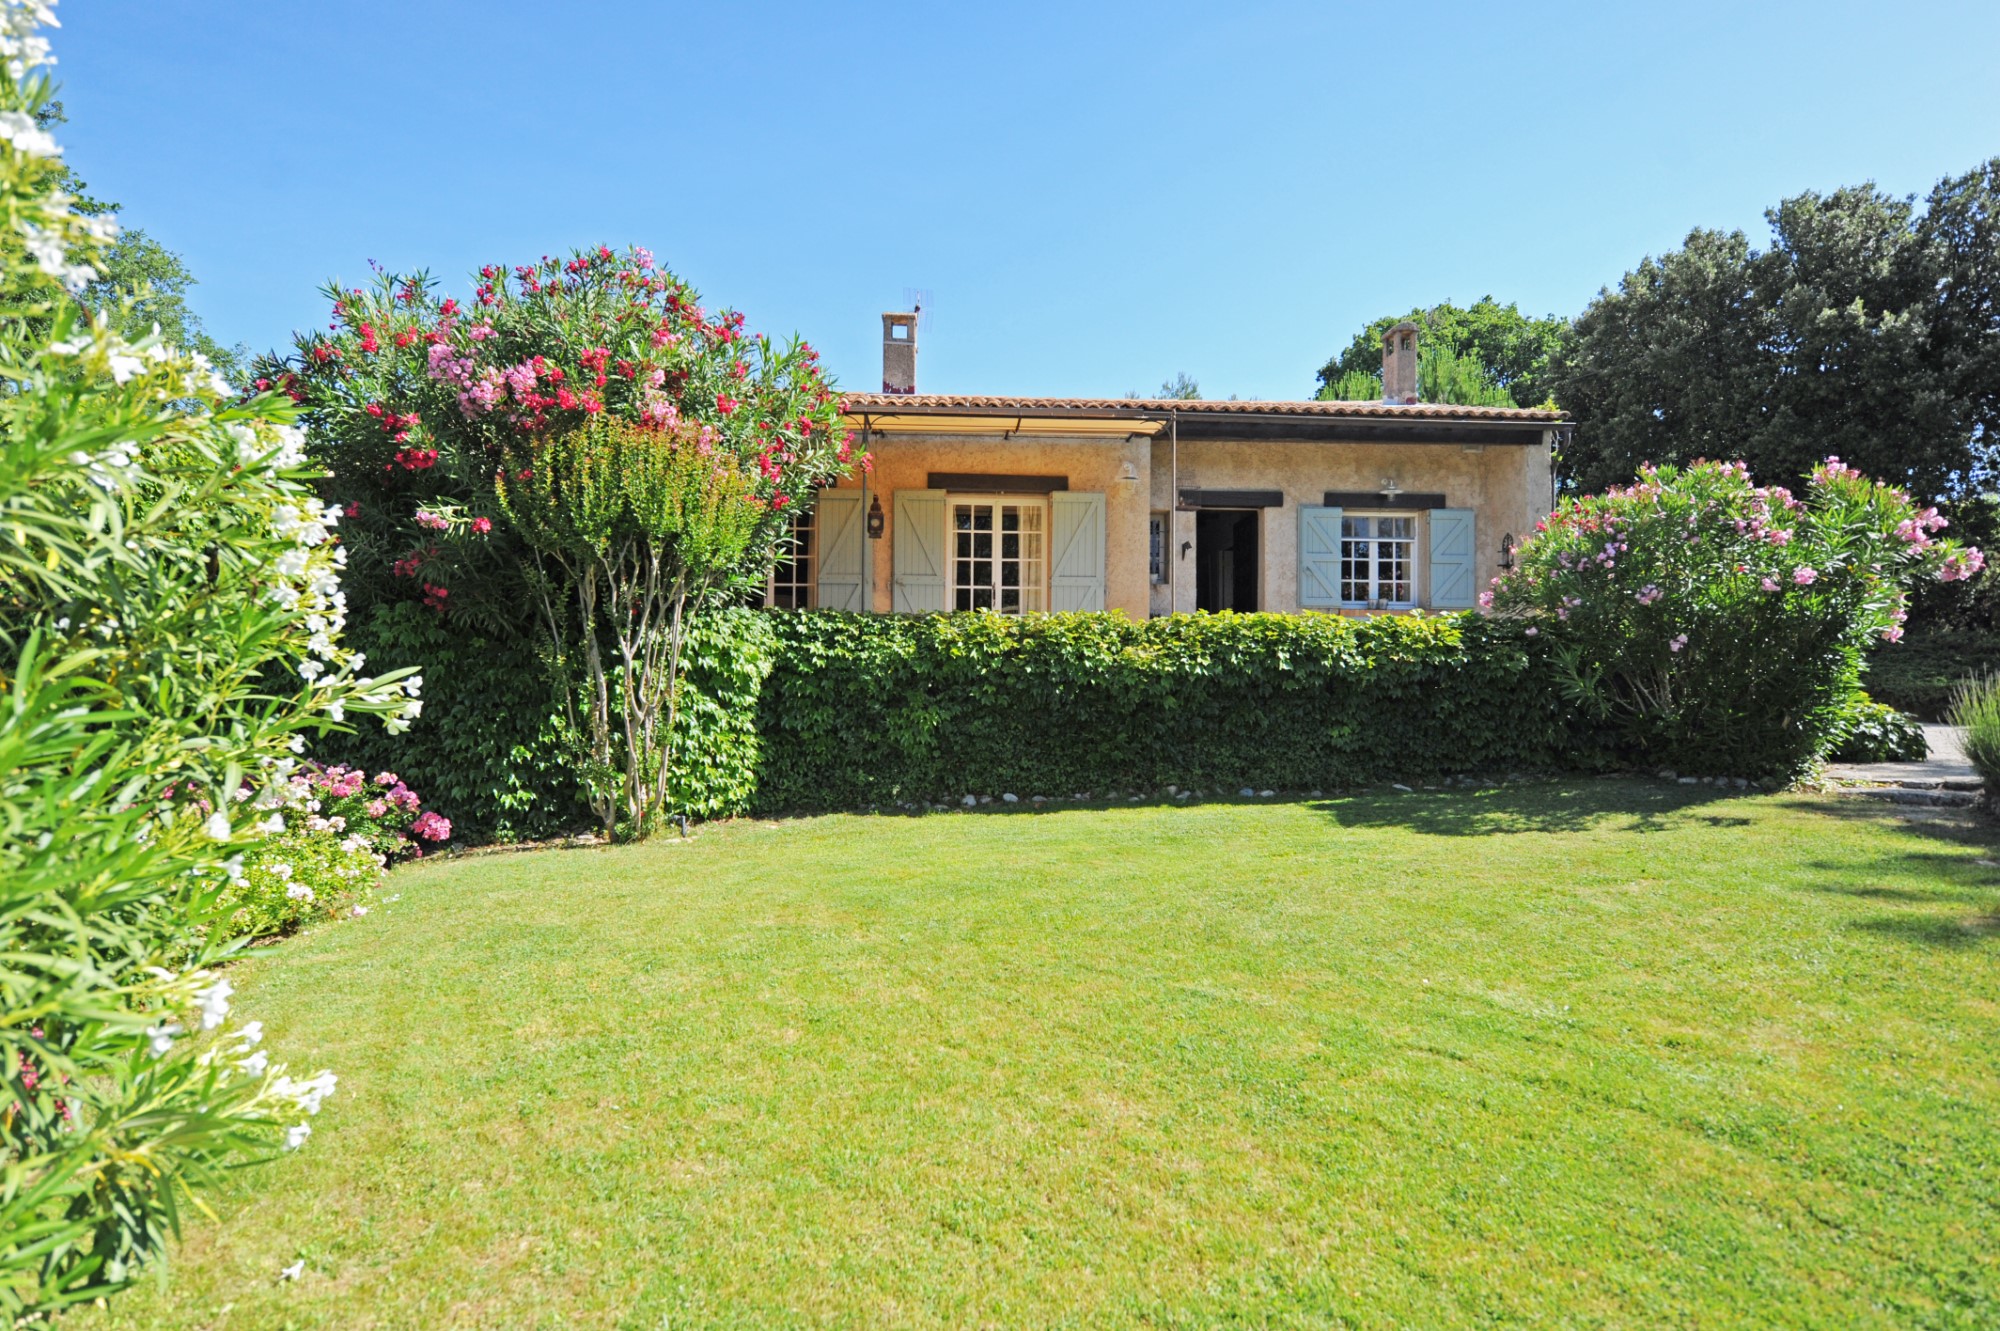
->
751 610 1582 812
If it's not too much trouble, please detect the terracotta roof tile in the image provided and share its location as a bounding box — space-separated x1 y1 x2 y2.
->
839 392 1563 424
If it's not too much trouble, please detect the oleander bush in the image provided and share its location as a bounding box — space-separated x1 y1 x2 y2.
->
753 610 1576 811
1489 458 1984 777
256 247 855 839
0 12 422 1313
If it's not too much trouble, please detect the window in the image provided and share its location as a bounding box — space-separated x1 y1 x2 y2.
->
950 497 1046 613
1340 513 1415 607
1149 512 1168 584
765 506 814 609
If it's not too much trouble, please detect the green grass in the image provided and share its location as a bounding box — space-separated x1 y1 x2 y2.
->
77 784 2000 1329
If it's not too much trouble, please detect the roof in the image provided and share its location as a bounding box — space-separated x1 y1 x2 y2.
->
839 392 1562 424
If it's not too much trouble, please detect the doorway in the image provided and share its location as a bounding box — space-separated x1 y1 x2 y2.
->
1195 509 1259 612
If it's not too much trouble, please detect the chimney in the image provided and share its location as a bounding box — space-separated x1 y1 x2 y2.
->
1382 320 1419 405
881 312 917 394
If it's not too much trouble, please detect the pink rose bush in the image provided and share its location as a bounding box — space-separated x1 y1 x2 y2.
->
1487 458 1984 776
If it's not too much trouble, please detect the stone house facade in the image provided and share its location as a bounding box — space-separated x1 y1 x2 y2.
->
762 316 1564 619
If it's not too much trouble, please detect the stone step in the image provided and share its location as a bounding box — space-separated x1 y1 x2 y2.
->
1836 785 1981 808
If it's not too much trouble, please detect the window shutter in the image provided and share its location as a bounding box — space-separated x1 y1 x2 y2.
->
814 489 865 611
1050 491 1107 612
1298 504 1343 610
891 489 946 612
1428 507 1476 609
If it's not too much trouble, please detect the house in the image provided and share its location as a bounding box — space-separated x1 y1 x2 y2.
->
768 315 1565 617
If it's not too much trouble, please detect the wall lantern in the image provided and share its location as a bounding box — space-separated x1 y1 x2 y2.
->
1117 461 1140 485
1499 532 1517 571
867 494 886 540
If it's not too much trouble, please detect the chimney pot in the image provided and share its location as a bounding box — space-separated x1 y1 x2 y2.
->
882 312 917 395
1382 320 1420 405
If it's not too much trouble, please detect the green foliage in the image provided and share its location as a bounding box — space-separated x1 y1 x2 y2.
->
1314 296 1565 407
0 20 421 1310
1863 629 2000 720
752 611 1574 812
1491 458 1983 777
1949 672 2000 791
1549 163 2000 502
330 601 586 839
1827 694 1929 763
664 607 773 820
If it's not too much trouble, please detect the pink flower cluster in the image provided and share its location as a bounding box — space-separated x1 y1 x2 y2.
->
411 810 453 841
1940 548 1986 582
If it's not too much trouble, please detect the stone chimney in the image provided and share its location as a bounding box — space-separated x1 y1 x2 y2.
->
882 312 917 395
1382 320 1419 405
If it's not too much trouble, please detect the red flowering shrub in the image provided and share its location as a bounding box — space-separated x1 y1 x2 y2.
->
255 247 852 837
1489 457 1985 776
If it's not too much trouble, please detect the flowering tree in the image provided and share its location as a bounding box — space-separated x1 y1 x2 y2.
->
262 249 853 837
1 4 420 1312
1488 457 1984 775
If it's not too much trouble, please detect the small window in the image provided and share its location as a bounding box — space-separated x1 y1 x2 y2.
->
764 507 815 609
1340 512 1416 608
1149 513 1167 584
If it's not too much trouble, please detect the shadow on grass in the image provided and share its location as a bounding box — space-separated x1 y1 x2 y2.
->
1305 779 1749 837
1851 913 2000 949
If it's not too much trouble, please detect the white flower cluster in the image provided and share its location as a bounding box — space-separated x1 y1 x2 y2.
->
67 436 138 489
0 0 56 82
46 319 229 400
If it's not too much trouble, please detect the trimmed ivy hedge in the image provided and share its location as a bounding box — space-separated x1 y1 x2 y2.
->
752 611 1580 812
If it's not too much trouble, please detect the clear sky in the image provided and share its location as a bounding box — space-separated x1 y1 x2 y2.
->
50 0 2000 401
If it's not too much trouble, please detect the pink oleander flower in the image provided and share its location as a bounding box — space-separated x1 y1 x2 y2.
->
472 516 493 534
1792 567 1817 585
1635 584 1663 606
1524 626 1538 637
365 799 388 817
375 772 399 787
1938 548 1986 582
1669 633 1688 653
1882 626 1905 642
414 511 450 532
1761 576 1781 592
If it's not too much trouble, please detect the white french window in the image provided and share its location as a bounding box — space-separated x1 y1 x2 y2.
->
1339 513 1416 607
950 497 1047 613
764 507 815 609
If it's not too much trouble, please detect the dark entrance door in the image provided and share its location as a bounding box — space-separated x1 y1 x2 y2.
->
1195 509 1259 612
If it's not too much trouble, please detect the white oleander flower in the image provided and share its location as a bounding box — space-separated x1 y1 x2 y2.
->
204 810 231 841
282 1123 310 1151
0 108 58 157
238 1049 269 1077
194 978 233 1030
234 1020 264 1049
145 1022 182 1055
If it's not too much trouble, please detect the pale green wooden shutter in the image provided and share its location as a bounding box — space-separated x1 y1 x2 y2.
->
892 489 946 612
1050 491 1106 612
1298 504 1343 610
1429 507 1476 609
814 489 865 611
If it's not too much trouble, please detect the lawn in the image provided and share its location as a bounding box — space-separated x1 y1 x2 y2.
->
78 783 2000 1330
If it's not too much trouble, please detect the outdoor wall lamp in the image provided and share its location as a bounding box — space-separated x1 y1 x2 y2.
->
867 494 885 540
1180 540 1192 560
1499 533 1516 570
1117 461 1140 485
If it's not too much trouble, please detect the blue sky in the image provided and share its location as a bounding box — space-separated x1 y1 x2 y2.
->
52 0 2000 400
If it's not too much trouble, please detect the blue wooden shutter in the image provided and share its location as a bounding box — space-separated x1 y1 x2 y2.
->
1429 507 1476 609
1298 504 1343 610
814 489 865 611
1050 491 1106 612
892 489 946 612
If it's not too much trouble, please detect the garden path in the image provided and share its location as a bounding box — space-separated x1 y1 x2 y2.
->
1826 724 1983 806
